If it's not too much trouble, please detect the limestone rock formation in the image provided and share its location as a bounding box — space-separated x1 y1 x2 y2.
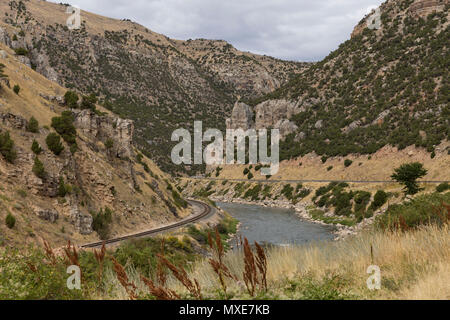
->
274 119 298 137
254 99 300 130
0 27 11 47
408 0 449 17
70 206 93 235
0 113 27 130
226 102 254 131
72 109 134 159
34 208 59 223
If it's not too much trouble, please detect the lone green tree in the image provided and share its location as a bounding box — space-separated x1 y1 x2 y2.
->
5 213 16 229
32 157 46 179
26 116 39 133
64 90 79 108
46 133 64 155
391 162 428 195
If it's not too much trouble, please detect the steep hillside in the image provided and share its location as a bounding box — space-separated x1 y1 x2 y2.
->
228 0 449 162
0 43 190 247
0 0 307 174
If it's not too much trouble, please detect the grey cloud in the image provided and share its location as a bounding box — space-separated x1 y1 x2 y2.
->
57 0 385 61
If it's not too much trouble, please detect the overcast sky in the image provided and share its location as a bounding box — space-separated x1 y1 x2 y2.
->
52 0 385 62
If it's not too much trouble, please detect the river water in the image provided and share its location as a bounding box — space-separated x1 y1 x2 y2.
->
217 202 335 246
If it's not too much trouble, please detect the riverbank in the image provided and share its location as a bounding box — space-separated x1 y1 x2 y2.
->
217 201 334 246
210 195 386 241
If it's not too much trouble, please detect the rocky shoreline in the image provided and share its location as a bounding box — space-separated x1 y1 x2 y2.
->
211 195 385 241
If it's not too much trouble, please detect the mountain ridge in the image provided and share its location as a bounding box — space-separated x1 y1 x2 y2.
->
0 0 309 174
227 0 449 163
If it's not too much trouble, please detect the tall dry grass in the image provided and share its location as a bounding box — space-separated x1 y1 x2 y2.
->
156 224 449 299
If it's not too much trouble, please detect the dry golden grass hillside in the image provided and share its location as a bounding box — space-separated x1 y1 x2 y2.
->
0 42 189 248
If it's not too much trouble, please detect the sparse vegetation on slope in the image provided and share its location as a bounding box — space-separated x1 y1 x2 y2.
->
265 1 450 160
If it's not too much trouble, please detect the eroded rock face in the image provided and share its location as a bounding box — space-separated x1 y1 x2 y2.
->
0 27 11 47
254 99 300 130
226 102 254 131
72 109 134 159
274 119 298 137
0 113 27 130
408 0 449 17
34 208 59 223
33 53 59 84
226 99 310 138
17 55 31 68
70 206 93 235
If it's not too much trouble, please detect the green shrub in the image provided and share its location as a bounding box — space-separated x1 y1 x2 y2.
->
297 188 311 198
51 111 77 145
0 131 17 163
13 85 20 95
370 190 388 210
46 133 64 155
64 90 79 108
247 172 254 179
344 159 353 167
70 144 78 154
57 177 70 197
5 213 15 229
172 190 187 208
0 247 87 299
0 63 7 82
104 138 114 149
353 191 372 221
14 48 28 56
244 184 262 201
436 182 450 193
92 207 113 240
113 236 195 278
327 166 333 171
334 191 353 216
281 184 295 200
32 157 46 179
26 117 39 133
80 93 97 110
375 192 450 230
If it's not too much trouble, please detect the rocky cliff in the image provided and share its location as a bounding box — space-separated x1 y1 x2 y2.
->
0 43 188 247
228 0 449 162
0 0 309 174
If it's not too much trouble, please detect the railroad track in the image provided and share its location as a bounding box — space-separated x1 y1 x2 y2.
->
185 177 449 184
81 199 213 249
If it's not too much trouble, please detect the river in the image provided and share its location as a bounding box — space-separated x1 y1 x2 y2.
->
217 202 335 246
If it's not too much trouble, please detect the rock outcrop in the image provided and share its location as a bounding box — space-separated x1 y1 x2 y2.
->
0 113 27 130
70 205 93 235
72 109 134 159
275 119 298 137
226 102 254 131
254 99 300 130
34 208 59 223
408 0 449 17
226 99 301 138
0 27 11 47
